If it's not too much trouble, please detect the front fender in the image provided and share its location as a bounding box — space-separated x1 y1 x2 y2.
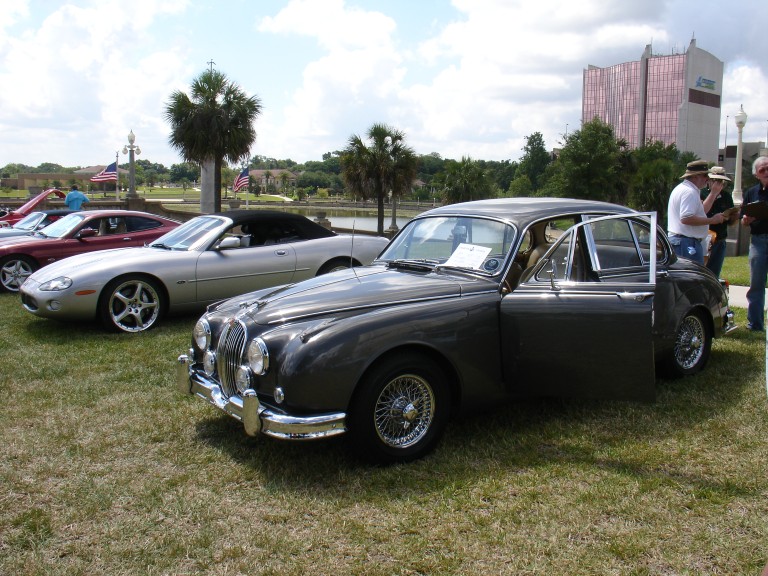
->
269 293 502 413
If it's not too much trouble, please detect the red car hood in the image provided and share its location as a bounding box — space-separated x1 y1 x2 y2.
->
0 189 66 223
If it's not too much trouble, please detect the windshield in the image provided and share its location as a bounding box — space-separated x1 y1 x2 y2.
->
13 212 44 231
149 215 226 250
378 215 516 275
37 213 89 238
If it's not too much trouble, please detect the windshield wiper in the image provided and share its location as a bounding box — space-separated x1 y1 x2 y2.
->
150 242 173 250
386 259 438 271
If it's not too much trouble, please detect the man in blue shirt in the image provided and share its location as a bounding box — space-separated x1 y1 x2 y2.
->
740 156 768 331
65 185 89 210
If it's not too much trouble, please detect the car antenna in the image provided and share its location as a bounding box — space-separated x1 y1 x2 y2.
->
350 220 360 281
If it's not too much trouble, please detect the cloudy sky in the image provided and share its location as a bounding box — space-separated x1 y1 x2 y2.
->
0 0 765 169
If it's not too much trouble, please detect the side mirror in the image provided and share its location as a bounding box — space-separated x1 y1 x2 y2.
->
218 236 242 250
76 228 98 239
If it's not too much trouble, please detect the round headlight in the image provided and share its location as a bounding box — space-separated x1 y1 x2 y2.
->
203 350 216 377
246 338 269 375
235 365 252 394
193 319 211 351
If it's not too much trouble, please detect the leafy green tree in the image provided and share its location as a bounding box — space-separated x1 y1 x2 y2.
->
628 158 677 221
165 69 262 212
552 119 622 202
516 132 551 191
341 123 418 235
507 175 533 197
440 156 495 205
169 162 200 184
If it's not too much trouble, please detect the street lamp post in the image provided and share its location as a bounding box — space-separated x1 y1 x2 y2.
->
734 106 748 204
122 130 141 199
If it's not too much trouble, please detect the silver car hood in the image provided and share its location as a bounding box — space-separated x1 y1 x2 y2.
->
29 246 183 281
219 265 497 326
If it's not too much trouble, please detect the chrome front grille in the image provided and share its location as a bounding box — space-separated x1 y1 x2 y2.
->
216 319 247 398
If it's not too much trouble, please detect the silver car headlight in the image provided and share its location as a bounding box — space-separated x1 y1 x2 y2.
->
38 277 72 291
246 338 270 375
193 319 211 351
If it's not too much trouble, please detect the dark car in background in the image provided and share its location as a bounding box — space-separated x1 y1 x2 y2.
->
177 198 736 464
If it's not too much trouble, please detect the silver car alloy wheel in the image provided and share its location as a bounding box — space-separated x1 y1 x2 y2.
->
373 373 436 449
674 313 705 370
0 257 34 292
107 278 161 332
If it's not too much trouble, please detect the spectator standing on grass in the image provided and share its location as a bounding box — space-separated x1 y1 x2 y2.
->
667 159 724 265
739 156 768 332
702 166 737 278
64 185 89 211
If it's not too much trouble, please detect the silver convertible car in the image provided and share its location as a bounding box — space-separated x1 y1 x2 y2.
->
177 198 736 464
20 210 389 332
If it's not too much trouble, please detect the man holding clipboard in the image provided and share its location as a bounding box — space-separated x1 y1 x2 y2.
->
740 156 768 331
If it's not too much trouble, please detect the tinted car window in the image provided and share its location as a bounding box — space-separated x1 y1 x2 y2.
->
125 216 162 232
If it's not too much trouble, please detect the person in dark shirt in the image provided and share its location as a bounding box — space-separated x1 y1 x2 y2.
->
739 156 768 331
701 166 737 278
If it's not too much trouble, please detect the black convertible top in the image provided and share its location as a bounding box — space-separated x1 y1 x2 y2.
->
215 210 337 240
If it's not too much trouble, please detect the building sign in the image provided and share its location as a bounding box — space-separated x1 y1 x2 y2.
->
696 76 716 90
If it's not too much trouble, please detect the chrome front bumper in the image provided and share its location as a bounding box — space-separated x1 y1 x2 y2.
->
176 354 346 440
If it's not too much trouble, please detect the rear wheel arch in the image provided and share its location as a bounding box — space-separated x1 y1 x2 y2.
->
317 257 361 275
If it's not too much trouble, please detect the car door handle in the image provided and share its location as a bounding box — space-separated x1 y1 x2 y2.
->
618 291 654 302
275 249 288 256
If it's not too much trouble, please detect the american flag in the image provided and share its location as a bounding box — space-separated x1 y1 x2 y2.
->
233 167 249 192
90 162 118 182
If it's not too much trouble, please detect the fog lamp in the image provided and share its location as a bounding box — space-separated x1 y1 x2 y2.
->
235 365 252 394
203 350 216 376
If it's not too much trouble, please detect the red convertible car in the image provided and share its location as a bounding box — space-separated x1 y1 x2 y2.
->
0 188 66 227
0 210 179 292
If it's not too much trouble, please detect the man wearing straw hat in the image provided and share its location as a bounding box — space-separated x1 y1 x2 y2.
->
667 159 725 265
702 166 737 278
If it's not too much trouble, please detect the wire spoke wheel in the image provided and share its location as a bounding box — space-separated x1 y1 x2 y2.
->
349 353 448 464
374 374 435 449
671 311 710 376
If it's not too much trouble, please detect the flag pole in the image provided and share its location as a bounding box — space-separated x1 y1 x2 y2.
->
245 165 249 208
115 150 120 201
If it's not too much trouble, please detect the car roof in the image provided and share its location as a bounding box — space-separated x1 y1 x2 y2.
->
420 198 636 227
210 209 336 238
71 209 178 221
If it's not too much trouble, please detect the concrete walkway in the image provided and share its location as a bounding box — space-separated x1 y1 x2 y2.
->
727 285 768 310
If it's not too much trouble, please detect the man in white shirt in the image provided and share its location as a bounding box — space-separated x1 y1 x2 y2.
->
667 160 724 264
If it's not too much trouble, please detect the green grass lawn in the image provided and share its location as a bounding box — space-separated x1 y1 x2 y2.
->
721 255 750 286
1 295 767 574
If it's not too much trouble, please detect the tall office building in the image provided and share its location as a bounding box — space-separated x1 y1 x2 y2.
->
582 39 723 162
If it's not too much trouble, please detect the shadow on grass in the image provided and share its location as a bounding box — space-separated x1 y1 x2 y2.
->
190 334 759 503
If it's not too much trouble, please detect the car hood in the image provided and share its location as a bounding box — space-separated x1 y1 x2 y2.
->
214 265 498 326
29 246 187 281
0 234 46 250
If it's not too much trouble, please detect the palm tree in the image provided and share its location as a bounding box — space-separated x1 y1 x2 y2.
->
441 156 494 205
165 69 262 212
341 123 418 235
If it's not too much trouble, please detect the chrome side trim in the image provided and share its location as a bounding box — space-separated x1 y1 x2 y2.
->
177 354 347 440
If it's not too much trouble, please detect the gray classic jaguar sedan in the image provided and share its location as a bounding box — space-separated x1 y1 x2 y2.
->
177 198 736 463
20 210 389 332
